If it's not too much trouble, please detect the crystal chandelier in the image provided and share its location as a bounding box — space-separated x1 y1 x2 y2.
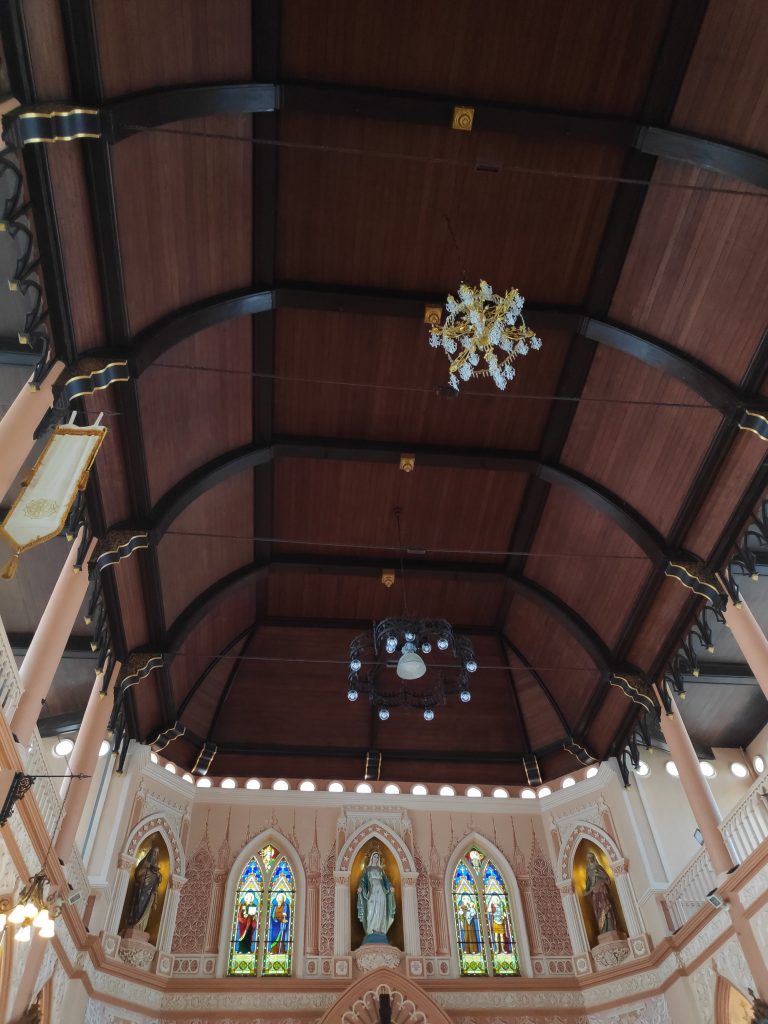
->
1 872 62 941
346 618 478 721
429 280 541 392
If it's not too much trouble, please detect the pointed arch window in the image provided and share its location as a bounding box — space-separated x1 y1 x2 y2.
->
452 847 520 977
228 845 296 976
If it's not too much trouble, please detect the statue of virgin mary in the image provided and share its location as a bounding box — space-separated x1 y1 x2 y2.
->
356 848 396 944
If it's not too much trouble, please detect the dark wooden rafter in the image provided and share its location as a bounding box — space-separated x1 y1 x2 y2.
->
496 635 533 754
146 438 670 563
58 0 175 722
0 0 131 698
160 555 616 674
500 635 578 739
84 81 768 188
504 0 712 745
97 285 753 417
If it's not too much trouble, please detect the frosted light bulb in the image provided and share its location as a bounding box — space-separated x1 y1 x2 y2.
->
33 908 49 929
40 921 55 938
16 925 31 942
465 660 477 673
347 688 359 702
378 708 390 721
8 904 26 925
349 658 362 672
23 901 37 920
385 636 397 654
437 637 449 651
460 690 471 703
423 709 434 721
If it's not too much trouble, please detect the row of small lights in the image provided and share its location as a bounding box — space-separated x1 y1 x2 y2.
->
52 738 112 758
150 752 601 796
632 755 763 780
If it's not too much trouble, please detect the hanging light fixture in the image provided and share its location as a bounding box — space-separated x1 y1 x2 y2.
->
429 281 541 392
1 872 62 940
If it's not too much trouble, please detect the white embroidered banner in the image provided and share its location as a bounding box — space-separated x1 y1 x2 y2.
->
0 424 106 577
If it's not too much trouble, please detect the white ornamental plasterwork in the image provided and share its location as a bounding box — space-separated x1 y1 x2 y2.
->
338 808 413 844
0 835 20 892
739 860 768 907
591 939 630 971
755 905 768 949
341 987 428 1024
338 820 415 872
551 800 605 843
126 814 184 876
678 907 729 966
36 941 58 995
557 823 622 884
51 961 67 1024
319 847 336 957
691 934 755 1024
587 994 672 1024
352 944 403 972
581 957 679 1009
435 990 585 1010
137 779 190 825
455 1018 588 1024
157 991 337 1012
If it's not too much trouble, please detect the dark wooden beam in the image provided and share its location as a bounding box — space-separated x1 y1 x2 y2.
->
8 634 96 658
114 285 752 417
684 662 757 686
0 338 41 365
97 79 768 188
37 712 85 736
145 437 670 562
59 0 175 726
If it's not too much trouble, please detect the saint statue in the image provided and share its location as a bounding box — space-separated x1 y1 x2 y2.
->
356 848 396 943
125 844 163 934
584 850 619 936
235 890 260 953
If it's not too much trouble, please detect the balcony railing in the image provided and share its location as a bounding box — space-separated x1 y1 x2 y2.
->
663 767 768 930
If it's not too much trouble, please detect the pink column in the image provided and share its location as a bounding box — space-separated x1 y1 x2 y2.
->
11 529 97 746
728 893 768 1001
9 929 46 1021
0 363 63 502
54 661 120 862
654 685 735 877
723 594 768 701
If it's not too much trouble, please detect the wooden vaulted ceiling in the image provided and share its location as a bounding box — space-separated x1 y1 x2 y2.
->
3 0 768 784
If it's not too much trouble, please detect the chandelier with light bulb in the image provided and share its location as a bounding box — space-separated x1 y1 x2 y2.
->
0 872 62 942
346 618 477 721
429 280 541 392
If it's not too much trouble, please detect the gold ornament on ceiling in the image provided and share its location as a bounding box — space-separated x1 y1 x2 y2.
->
429 281 542 392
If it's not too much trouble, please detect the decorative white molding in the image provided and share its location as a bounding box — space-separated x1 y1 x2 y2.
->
353 943 402 972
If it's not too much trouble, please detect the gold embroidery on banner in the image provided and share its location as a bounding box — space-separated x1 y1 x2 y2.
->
22 498 59 519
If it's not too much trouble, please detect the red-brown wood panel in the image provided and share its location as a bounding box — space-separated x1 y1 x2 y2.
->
585 684 631 757
94 0 251 98
23 0 71 99
46 146 106 354
281 0 670 116
610 164 768 385
138 324 253 503
626 577 691 672
83 389 133 526
266 569 505 628
525 487 654 649
672 0 768 151
273 458 528 563
274 310 568 451
113 552 151 652
157 473 254 628
278 114 624 304
561 345 722 536
111 116 252 333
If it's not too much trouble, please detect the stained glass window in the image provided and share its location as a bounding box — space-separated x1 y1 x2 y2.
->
228 846 296 977
452 847 520 977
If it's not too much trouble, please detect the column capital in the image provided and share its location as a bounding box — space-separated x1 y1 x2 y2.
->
333 871 349 885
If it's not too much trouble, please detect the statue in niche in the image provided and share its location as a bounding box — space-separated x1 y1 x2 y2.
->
356 847 396 944
125 843 163 933
584 850 619 935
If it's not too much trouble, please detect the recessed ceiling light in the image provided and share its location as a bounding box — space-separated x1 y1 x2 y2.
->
466 786 482 798
634 761 650 777
221 777 236 789
182 773 194 784
411 784 427 796
384 783 400 794
665 761 679 777
299 780 316 792
586 766 599 779
520 789 536 799
272 779 289 790
150 752 158 763
164 763 176 774
561 777 575 788
98 740 111 757
440 785 456 797
492 787 509 798
196 777 212 788
53 738 74 757
699 762 715 778
730 762 748 778
328 781 344 792
754 755 765 774
245 778 261 790
356 782 372 793
538 787 552 798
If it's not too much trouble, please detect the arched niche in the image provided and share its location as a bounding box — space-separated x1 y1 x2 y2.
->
715 973 756 1024
335 820 418 957
444 833 532 978
119 830 171 944
317 967 454 1024
571 837 628 948
216 828 306 978
350 837 403 951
